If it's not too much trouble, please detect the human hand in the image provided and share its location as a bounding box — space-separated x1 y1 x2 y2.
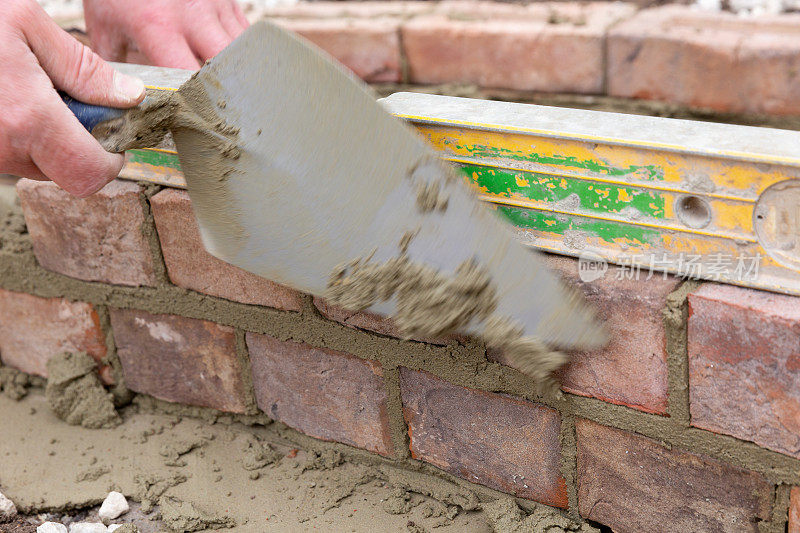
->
84 0 250 70
0 0 146 196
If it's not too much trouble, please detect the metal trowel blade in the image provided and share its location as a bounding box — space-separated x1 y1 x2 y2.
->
173 20 606 350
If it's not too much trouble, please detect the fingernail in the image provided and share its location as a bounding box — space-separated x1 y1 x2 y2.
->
113 71 145 103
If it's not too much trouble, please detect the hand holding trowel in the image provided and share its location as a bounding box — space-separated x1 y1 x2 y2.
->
64 21 607 390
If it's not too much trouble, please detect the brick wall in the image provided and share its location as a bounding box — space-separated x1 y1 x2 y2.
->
4 176 800 532
254 1 800 117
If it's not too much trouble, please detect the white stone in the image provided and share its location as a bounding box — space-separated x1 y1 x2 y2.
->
107 526 121 532
68 523 108 533
98 491 129 521
37 523 68 533
0 491 16 520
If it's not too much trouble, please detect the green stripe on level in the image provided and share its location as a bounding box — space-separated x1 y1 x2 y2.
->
129 149 181 169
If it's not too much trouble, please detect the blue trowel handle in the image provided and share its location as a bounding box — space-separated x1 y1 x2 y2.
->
60 92 126 133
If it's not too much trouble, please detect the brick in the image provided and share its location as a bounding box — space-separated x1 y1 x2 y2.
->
150 189 303 311
270 18 402 82
489 254 677 414
608 6 800 115
17 179 156 287
258 1 432 20
399 368 567 507
247 332 393 456
401 1 635 93
576 419 771 533
688 283 800 459
790 487 800 533
110 309 247 413
0 289 107 379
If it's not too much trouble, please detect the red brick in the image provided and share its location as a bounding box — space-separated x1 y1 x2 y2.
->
489 254 677 414
790 486 800 533
110 309 247 413
688 283 800 459
608 6 800 115
401 1 635 93
150 189 303 311
247 332 393 456
399 368 567 507
576 419 771 533
0 289 107 378
258 1 432 20
270 18 401 82
17 179 156 286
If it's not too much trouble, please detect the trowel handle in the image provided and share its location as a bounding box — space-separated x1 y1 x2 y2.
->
60 92 126 133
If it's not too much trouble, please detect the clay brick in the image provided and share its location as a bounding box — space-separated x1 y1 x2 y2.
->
399 368 567 507
688 283 800 459
110 309 247 413
259 1 432 20
790 487 800 533
489 254 677 414
271 18 402 82
150 189 303 311
576 419 771 533
608 6 800 115
247 333 393 456
16 179 156 287
0 289 107 378
401 1 635 93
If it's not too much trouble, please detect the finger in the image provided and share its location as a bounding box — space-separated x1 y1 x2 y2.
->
30 89 125 197
186 15 232 61
231 0 250 28
22 2 144 108
218 4 246 39
134 25 201 70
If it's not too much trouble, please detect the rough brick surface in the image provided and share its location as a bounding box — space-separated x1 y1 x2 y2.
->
271 18 402 82
0 289 107 378
576 419 771 533
490 254 677 414
17 179 156 286
608 6 800 115
399 368 567 507
247 333 393 456
110 309 247 413
790 486 800 533
688 283 800 459
402 1 635 93
150 189 303 311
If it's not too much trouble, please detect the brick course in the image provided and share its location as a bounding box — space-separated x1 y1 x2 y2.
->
0 289 107 379
688 283 800 459
17 179 156 287
247 332 394 456
110 308 248 413
399 368 567 508
150 189 303 311
608 6 800 115
402 1 635 93
576 419 772 533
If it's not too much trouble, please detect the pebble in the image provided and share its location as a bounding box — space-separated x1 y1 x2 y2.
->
37 523 68 533
98 491 129 521
69 523 108 532
107 525 124 532
0 490 16 520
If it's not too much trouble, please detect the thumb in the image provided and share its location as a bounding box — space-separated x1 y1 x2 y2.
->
23 2 144 107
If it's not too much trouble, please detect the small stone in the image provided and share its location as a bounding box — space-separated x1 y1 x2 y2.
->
38 524 68 533
69 523 108 532
0 490 17 521
98 491 129 521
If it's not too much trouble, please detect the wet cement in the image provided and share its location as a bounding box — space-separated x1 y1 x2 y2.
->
0 391 533 532
45 352 120 429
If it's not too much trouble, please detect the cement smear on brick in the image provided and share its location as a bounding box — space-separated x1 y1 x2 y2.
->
45 352 120 429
